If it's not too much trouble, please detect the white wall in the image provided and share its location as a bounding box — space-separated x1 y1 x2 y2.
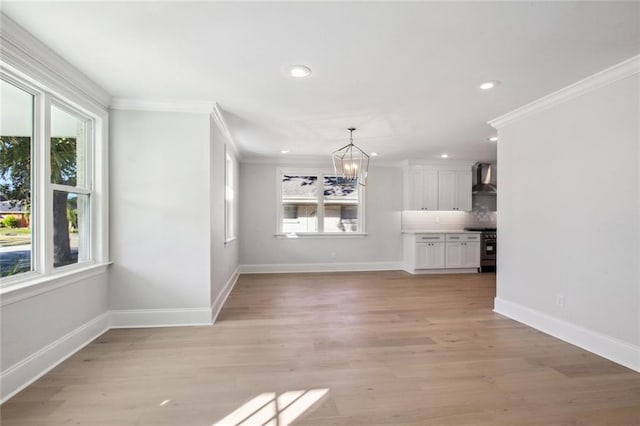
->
109 110 212 324
209 117 239 315
493 59 640 370
1 274 109 400
239 163 403 271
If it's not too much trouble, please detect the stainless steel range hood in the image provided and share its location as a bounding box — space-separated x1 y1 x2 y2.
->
472 163 497 194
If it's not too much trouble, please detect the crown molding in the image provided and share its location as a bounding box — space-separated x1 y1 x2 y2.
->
240 155 332 166
110 98 215 114
210 103 240 156
489 54 640 129
239 155 404 168
0 13 111 110
402 159 477 168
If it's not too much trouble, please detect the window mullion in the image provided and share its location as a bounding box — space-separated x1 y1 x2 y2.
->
51 183 90 195
276 169 283 233
28 88 43 276
85 119 95 264
41 93 53 275
317 173 324 233
359 183 366 233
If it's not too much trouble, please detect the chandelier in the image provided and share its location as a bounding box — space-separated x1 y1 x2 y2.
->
331 128 370 186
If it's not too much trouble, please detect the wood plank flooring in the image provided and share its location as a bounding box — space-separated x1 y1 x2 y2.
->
2 271 640 425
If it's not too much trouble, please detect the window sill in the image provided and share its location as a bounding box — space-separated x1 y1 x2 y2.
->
0 262 112 306
274 232 368 239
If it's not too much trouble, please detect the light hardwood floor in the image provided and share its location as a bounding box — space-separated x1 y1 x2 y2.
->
2 271 640 425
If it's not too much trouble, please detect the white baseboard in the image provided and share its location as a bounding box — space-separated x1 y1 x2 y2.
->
404 267 479 275
494 297 640 373
239 261 403 274
212 267 240 323
109 307 213 328
0 312 110 403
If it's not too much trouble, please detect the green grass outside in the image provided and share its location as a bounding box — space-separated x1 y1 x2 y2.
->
0 227 32 247
0 227 80 248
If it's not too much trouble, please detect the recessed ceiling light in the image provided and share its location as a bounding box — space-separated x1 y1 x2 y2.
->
479 80 500 90
441 154 449 159
288 65 312 78
489 136 498 142
370 152 379 157
280 149 290 154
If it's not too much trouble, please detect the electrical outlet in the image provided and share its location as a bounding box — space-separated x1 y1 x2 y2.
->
330 252 337 260
556 294 564 308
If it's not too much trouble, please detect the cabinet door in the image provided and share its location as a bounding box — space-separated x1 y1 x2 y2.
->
438 171 455 211
455 171 472 211
409 170 425 210
462 242 480 267
423 170 439 211
445 242 463 268
415 243 430 268
409 169 438 210
416 242 445 269
430 242 445 268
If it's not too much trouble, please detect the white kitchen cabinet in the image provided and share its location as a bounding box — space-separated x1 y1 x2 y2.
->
416 242 445 269
408 169 438 211
403 232 480 273
404 163 473 211
438 170 472 211
444 234 480 268
403 233 445 271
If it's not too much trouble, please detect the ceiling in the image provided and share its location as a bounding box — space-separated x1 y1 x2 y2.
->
2 1 639 162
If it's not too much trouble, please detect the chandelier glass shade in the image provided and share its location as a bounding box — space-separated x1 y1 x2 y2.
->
332 128 370 186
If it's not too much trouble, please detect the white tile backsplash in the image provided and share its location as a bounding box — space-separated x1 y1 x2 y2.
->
402 195 497 230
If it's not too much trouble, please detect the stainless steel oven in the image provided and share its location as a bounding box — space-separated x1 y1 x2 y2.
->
465 227 497 272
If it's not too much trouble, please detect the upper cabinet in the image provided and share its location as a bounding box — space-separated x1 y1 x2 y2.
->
404 162 473 211
438 170 472 211
408 169 438 211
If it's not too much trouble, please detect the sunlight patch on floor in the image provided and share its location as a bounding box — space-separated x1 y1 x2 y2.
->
213 388 329 426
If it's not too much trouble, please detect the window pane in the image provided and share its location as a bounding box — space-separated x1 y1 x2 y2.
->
51 105 87 187
323 176 359 233
282 205 318 233
282 175 318 233
53 191 89 268
0 79 34 278
225 150 235 240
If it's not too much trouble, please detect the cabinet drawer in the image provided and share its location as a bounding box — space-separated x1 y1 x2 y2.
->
445 233 480 242
416 234 444 242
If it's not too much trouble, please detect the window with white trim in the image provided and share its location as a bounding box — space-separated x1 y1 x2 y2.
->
224 145 236 242
277 169 364 234
0 72 105 284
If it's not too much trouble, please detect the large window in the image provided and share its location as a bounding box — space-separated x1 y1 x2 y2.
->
225 145 236 242
0 72 104 284
278 170 364 234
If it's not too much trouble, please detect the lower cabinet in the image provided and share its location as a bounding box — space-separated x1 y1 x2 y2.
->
416 242 445 269
444 241 480 268
404 232 480 273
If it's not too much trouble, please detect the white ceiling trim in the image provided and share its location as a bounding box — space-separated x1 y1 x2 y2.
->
0 13 112 110
110 98 215 114
239 155 406 168
239 155 333 166
210 103 240 157
489 54 640 129
403 159 477 168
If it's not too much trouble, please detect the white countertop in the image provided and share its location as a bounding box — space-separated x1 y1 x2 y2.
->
401 229 481 234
